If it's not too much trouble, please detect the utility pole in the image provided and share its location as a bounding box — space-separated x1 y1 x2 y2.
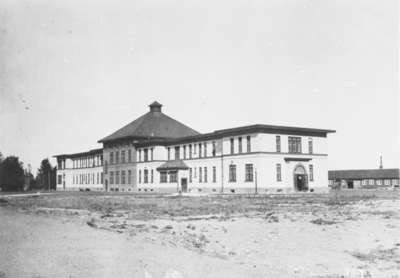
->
255 168 258 195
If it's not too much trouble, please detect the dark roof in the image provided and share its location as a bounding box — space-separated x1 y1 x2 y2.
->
328 169 400 180
156 160 189 171
99 102 200 143
54 148 103 159
134 124 335 147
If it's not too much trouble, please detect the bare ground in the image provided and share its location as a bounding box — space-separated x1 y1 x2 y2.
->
0 191 400 278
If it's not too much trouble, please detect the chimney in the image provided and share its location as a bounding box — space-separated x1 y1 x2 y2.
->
379 155 383 169
149 101 162 113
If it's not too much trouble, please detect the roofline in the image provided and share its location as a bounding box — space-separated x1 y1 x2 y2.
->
133 124 336 147
329 168 400 172
328 168 400 179
53 148 103 159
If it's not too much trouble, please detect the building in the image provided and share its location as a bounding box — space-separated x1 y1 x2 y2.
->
328 169 400 189
55 148 104 191
55 101 335 193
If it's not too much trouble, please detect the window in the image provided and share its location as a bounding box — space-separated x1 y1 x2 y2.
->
212 166 216 183
138 150 142 162
276 164 282 181
194 144 197 155
121 170 126 184
167 147 170 160
104 161 108 174
189 145 193 159
144 169 148 183
230 138 234 154
199 167 203 183
110 171 114 184
229 165 236 182
144 149 149 162
57 175 62 185
116 171 120 184
288 137 302 153
238 137 242 153
110 152 114 164
204 167 208 183
169 171 177 183
309 165 314 181
276 136 281 153
101 173 104 184
384 179 391 186
174 146 180 160
245 164 254 182
376 179 382 186
204 143 207 157
121 150 126 163
116 151 120 164
194 167 197 178
362 180 367 186
160 172 167 183
128 170 131 184
308 138 313 154
97 173 99 184
139 170 141 183
189 168 192 183
128 149 132 163
183 145 187 159
151 170 154 183
151 148 154 161
198 143 202 158
369 179 374 186
212 141 216 157
247 136 251 152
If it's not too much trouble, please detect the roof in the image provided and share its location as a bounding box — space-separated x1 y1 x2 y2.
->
54 148 103 159
98 101 200 143
156 160 189 171
328 169 400 180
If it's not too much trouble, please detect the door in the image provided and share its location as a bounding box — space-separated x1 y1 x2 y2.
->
293 164 308 191
181 178 188 193
347 181 354 189
295 174 308 191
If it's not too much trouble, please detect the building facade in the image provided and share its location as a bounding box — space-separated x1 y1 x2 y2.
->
55 102 335 193
328 169 400 189
55 149 104 191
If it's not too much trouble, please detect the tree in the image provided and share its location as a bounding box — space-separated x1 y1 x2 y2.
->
36 158 56 190
0 152 3 189
0 156 25 191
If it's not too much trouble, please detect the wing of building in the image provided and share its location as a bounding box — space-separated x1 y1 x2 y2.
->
55 101 336 193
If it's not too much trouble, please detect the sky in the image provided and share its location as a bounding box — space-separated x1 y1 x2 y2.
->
0 0 399 174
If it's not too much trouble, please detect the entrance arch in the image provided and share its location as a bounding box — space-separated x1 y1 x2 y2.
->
293 164 308 191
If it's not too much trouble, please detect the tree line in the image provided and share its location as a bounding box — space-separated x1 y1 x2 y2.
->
0 152 57 192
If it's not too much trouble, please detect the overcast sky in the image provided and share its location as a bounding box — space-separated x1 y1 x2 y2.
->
0 0 398 173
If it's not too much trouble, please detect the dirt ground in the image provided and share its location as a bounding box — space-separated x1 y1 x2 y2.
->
0 191 400 278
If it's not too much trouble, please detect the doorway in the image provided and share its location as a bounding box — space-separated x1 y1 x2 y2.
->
181 178 188 193
347 181 354 189
294 165 308 191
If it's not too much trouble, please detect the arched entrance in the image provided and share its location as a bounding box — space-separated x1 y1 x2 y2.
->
293 164 308 191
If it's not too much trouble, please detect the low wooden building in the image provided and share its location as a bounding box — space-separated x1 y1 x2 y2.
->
328 169 400 189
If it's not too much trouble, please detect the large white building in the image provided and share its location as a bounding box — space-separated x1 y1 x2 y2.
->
55 101 335 193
